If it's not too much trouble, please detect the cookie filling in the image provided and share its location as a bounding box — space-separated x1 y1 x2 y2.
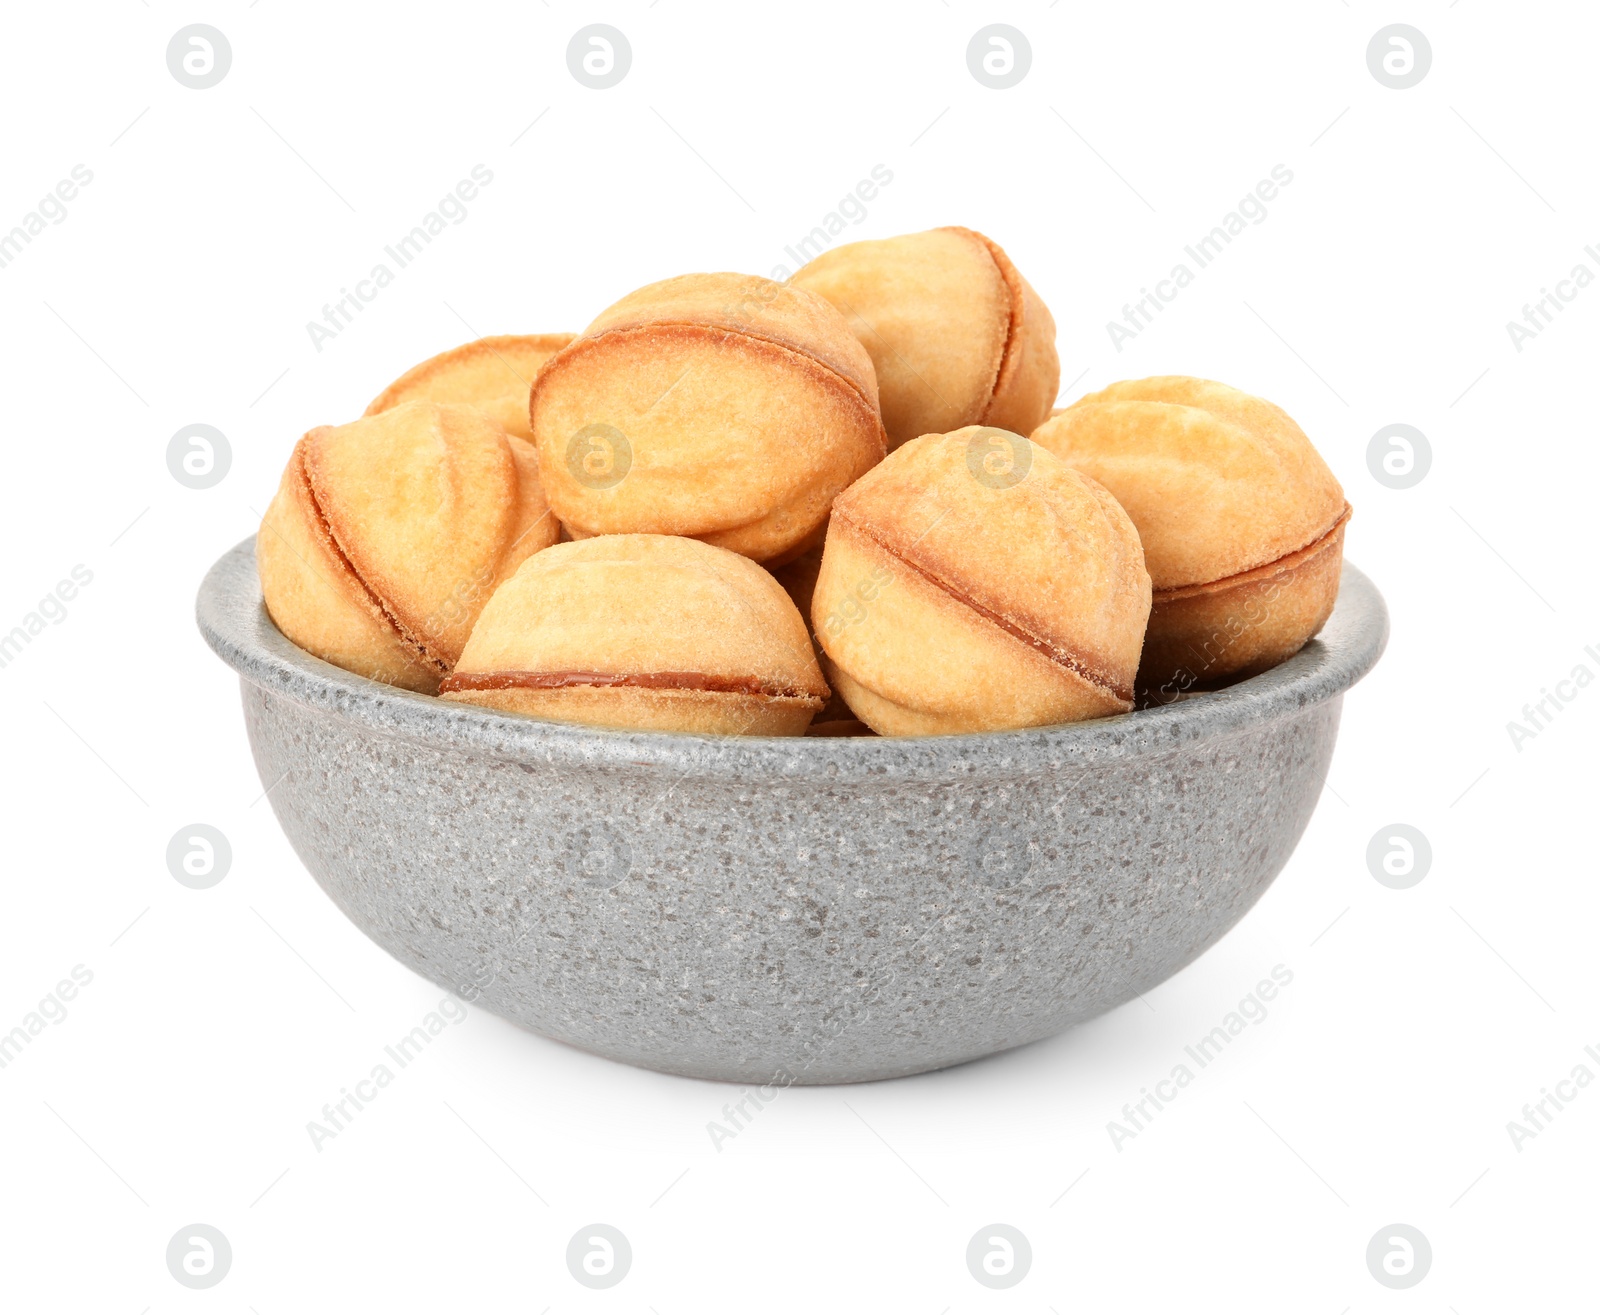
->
440 669 820 701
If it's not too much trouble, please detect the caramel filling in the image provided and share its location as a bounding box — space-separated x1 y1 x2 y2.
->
1153 503 1352 604
834 509 1134 705
439 669 821 701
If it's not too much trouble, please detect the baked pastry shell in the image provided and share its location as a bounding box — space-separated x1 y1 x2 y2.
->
811 430 1150 736
257 438 442 693
1140 507 1349 698
440 534 827 736
257 403 559 694
365 333 575 440
790 226 1059 450
813 517 1131 736
530 274 886 564
1031 376 1346 592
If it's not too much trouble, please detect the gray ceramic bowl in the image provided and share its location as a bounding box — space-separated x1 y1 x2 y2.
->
197 538 1386 1084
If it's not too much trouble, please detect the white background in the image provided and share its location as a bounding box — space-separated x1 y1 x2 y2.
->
1 1 1595 1309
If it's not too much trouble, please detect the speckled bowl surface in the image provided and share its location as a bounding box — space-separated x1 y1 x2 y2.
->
197 538 1386 1084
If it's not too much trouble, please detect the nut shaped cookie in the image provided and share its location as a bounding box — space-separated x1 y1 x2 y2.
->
258 401 560 694
365 333 575 440
790 227 1059 450
529 273 887 565
811 428 1150 735
440 534 828 735
1031 377 1350 696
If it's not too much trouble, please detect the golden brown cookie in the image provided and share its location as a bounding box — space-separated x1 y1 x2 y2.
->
365 333 575 440
440 534 828 735
811 427 1150 735
529 273 887 566
1030 377 1349 697
258 401 560 693
790 227 1059 450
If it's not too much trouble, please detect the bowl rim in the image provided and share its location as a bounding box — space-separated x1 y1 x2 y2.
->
197 536 1387 783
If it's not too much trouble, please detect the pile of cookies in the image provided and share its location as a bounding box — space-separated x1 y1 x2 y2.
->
259 227 1350 739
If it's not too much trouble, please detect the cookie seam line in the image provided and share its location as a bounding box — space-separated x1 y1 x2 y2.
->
1152 503 1352 603
296 441 451 678
955 226 1025 424
830 507 1134 705
439 669 824 703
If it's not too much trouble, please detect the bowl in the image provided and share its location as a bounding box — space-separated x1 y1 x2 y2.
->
197 538 1387 1084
